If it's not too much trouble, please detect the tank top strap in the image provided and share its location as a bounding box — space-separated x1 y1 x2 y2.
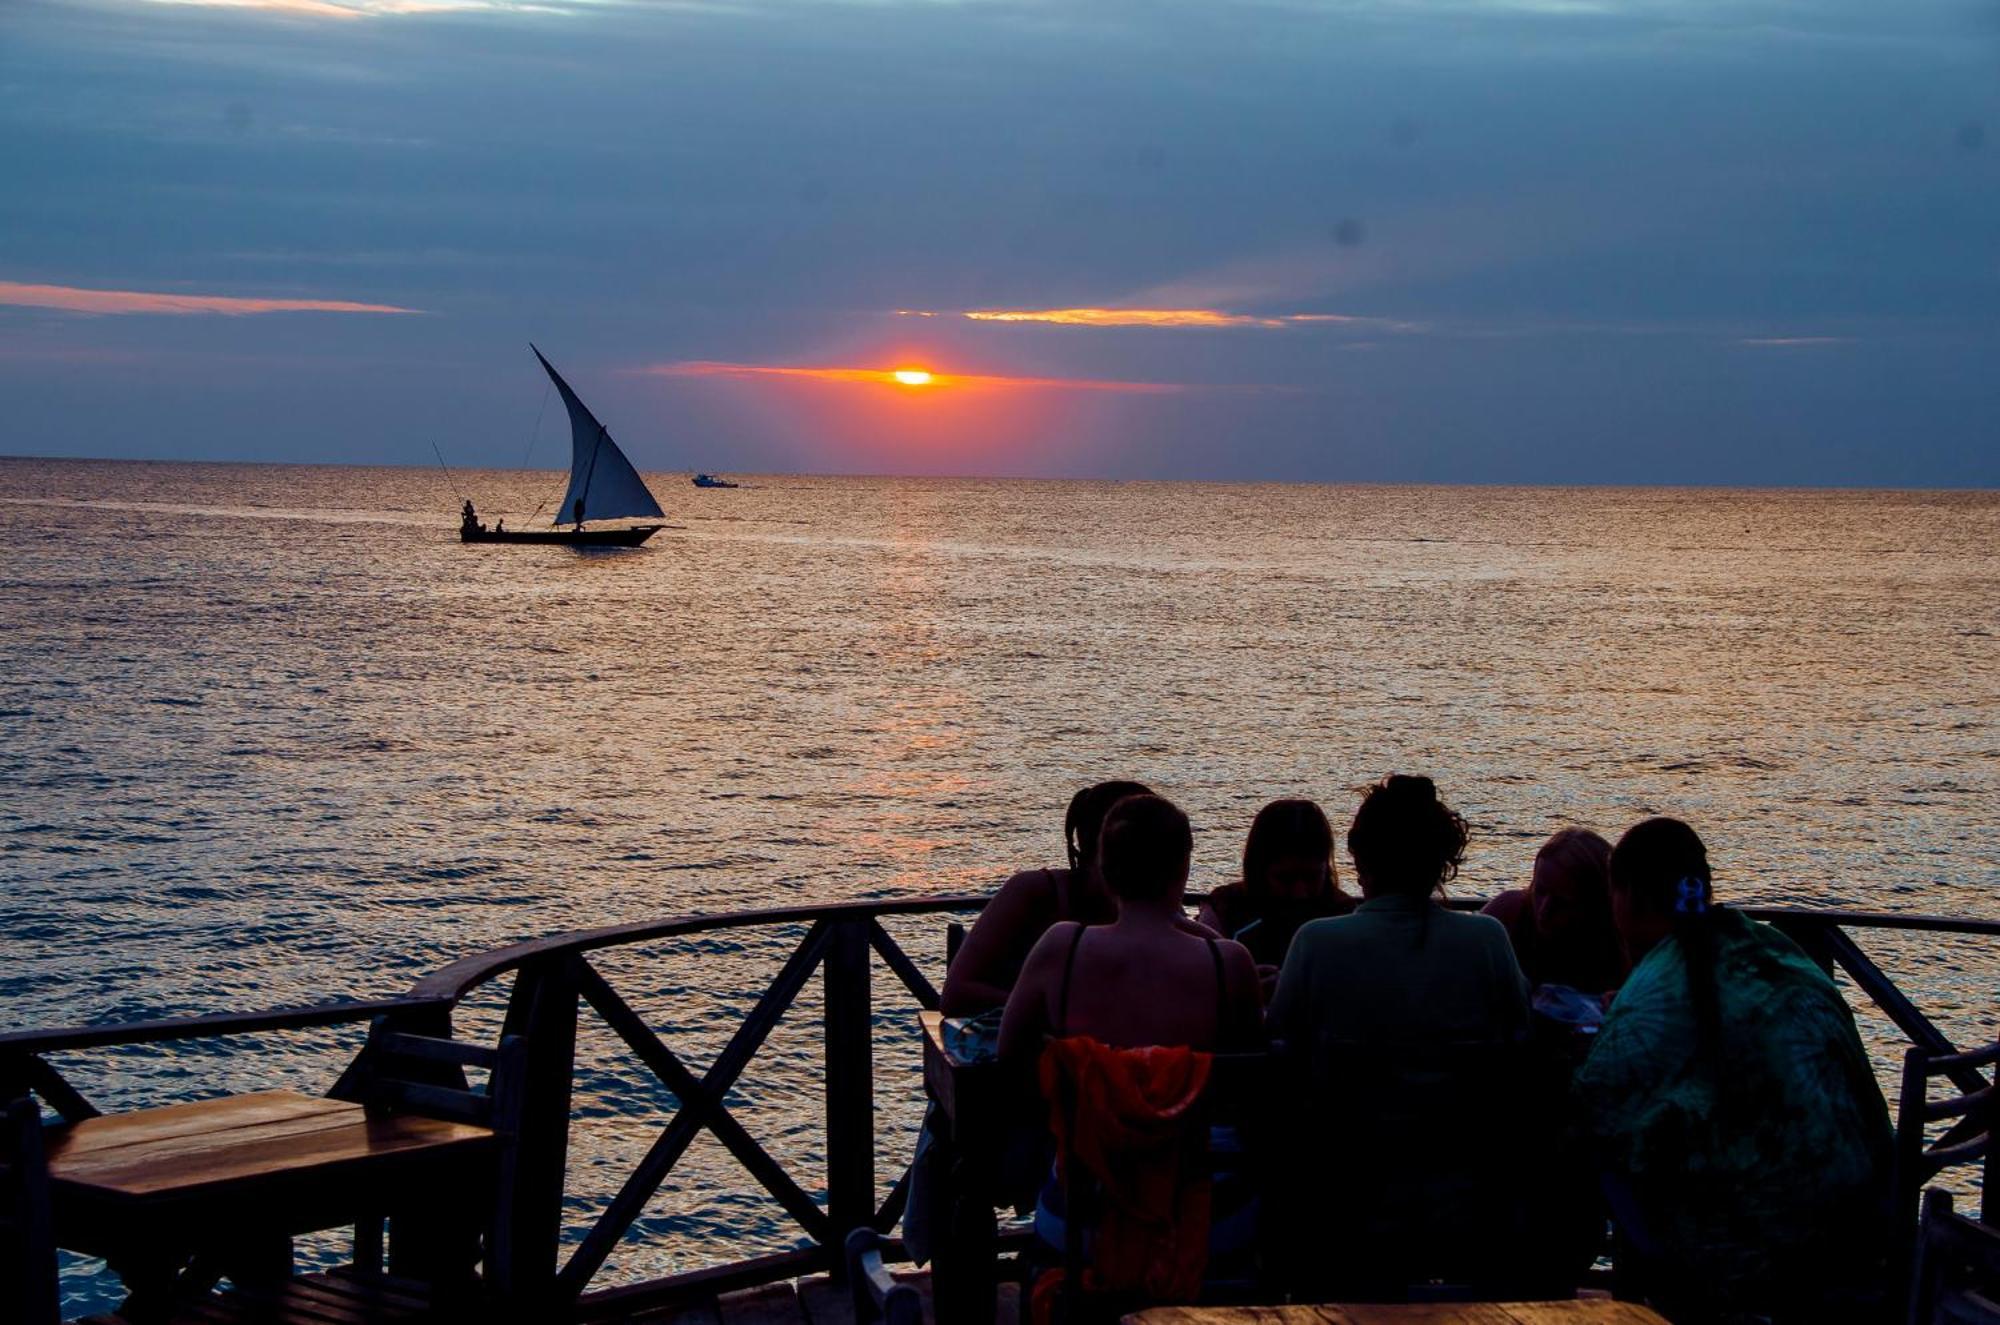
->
1056 925 1088 1037
1206 936 1226 1034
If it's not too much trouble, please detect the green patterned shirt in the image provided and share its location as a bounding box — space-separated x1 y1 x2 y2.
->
1573 908 1893 1307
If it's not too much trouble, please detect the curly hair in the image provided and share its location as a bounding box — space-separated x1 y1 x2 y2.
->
1345 774 1469 899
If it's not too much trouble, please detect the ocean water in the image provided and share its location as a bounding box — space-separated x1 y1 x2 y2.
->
3 457 1996 1307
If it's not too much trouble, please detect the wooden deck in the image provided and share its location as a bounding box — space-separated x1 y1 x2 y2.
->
10 897 1992 1323
620 1272 1017 1325
72 1268 1011 1325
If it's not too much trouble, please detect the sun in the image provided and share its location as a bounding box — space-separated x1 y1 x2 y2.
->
891 368 934 386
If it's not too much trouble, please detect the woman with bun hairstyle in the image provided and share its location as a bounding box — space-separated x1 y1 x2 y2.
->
1265 775 1534 1296
1269 775 1529 1055
1574 817 1892 1322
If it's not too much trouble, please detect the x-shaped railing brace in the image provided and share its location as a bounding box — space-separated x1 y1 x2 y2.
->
557 922 837 1297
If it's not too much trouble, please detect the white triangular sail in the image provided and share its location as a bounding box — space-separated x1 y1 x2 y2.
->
532 345 665 526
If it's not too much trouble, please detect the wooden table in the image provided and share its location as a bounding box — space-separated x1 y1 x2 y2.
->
1125 1301 1671 1325
47 1089 496 1317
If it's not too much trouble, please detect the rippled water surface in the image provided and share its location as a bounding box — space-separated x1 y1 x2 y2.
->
3 458 1995 1309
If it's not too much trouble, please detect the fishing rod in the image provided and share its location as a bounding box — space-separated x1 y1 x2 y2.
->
430 440 468 504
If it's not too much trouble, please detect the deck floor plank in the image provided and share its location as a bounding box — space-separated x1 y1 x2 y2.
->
715 1282 807 1325
623 1303 724 1325
794 1275 855 1324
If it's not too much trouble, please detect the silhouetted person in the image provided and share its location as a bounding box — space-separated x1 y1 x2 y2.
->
1483 827 1626 996
1197 797 1355 997
572 496 586 528
1575 817 1893 1324
1000 793 1262 1058
941 780 1151 1016
1267 775 1534 1297
999 793 1263 1306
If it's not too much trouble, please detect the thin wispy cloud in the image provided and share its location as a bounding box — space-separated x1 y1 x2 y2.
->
0 281 421 316
1736 336 1853 347
137 0 547 17
644 361 1189 393
951 308 1364 331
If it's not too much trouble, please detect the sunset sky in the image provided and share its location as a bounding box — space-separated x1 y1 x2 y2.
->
3 0 1996 484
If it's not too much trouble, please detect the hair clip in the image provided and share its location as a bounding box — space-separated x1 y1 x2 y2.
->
1674 876 1709 915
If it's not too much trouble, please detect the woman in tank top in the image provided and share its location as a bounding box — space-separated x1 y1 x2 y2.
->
941 780 1150 1017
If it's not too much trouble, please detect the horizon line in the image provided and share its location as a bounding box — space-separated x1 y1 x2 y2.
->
0 451 1988 494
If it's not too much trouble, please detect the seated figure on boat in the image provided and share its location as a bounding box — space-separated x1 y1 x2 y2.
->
1196 797 1355 996
941 780 1152 1016
1483 826 1627 998
1266 775 1542 1297
998 793 1264 1312
1574 816 1895 1324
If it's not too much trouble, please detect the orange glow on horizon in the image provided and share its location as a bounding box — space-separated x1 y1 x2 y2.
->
645 360 1183 394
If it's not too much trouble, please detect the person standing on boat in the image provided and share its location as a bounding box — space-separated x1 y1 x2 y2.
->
461 499 480 534
571 496 586 528
1574 817 1893 1323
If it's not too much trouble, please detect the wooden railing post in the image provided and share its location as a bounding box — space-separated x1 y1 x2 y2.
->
823 917 874 1274
1770 913 1837 976
492 958 577 1312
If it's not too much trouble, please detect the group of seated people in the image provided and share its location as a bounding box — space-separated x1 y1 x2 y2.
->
926 777 1896 1324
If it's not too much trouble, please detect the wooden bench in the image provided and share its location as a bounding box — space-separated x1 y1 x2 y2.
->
8 1021 523 1322
48 1088 498 1294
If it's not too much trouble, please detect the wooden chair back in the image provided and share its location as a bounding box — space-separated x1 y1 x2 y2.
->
844 1226 923 1325
350 1024 528 1131
0 1094 60 1325
333 1020 528 1287
1269 1037 1543 1300
1897 1039 1997 1231
1908 1188 2000 1325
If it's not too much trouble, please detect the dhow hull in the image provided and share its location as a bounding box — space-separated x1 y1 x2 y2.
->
461 525 661 547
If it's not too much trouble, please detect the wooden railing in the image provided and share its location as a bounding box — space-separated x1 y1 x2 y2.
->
3 897 1995 1320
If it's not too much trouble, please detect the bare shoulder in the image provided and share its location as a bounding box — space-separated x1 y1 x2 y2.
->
1482 888 1529 922
990 866 1062 912
1215 934 1259 976
1022 918 1085 969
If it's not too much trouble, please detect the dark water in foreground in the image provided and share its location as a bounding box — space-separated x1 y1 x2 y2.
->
2 459 1995 1309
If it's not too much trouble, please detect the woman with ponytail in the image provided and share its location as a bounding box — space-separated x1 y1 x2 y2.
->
1574 817 1892 1322
942 780 1154 1016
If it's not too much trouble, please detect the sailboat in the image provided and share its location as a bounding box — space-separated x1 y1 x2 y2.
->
460 345 666 546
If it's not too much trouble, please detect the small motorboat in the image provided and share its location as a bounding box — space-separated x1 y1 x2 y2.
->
692 473 739 489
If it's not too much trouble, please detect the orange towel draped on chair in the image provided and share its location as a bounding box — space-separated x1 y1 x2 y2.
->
1038 1035 1215 1308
